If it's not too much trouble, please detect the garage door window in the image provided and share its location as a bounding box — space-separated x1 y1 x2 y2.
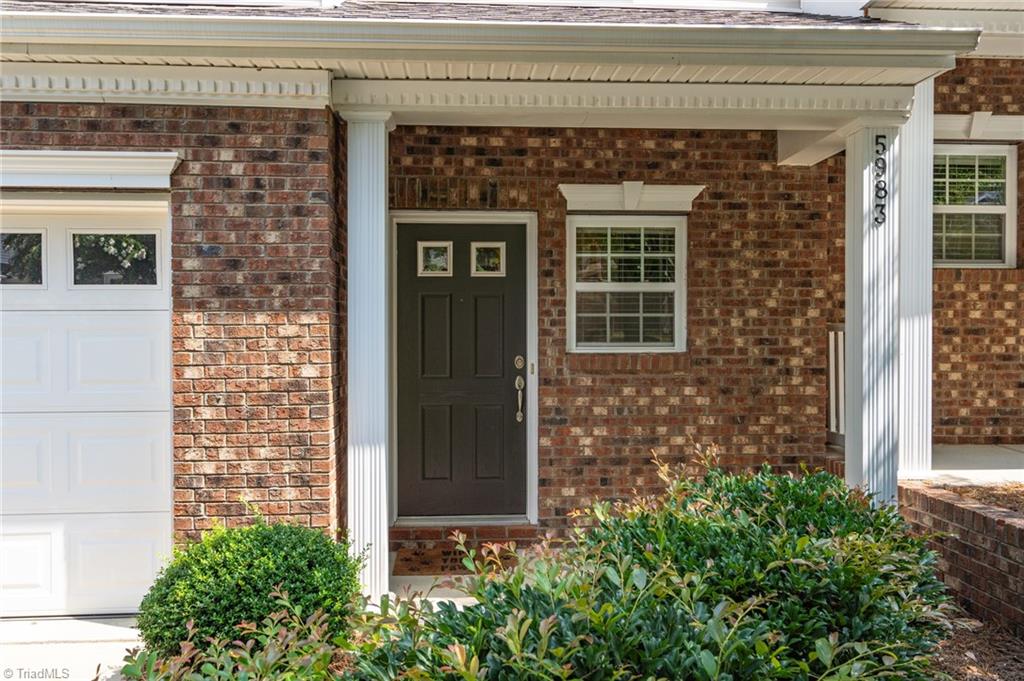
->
0 231 44 286
72 232 158 286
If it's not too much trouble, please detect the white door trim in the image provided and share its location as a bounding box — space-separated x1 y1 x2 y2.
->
388 210 539 527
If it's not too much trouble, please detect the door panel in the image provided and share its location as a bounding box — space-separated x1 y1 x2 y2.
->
397 224 527 517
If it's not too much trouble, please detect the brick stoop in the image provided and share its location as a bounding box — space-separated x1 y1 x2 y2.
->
899 481 1024 637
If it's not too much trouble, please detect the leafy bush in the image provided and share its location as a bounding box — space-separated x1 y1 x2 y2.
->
123 592 347 681
345 450 954 679
136 519 361 658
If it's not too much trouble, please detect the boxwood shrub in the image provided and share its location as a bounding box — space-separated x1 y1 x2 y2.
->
136 519 361 658
344 454 954 679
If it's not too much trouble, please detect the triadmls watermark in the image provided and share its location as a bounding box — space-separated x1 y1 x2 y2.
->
3 668 71 680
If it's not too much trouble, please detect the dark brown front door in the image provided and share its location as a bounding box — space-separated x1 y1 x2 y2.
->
397 223 527 517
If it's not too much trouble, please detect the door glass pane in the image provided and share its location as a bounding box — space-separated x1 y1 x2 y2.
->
0 233 43 285
73 233 158 285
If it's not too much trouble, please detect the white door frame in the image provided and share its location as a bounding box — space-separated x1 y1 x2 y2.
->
388 210 539 527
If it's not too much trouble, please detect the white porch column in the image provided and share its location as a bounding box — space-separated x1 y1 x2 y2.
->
845 125 901 505
341 110 392 601
898 80 934 479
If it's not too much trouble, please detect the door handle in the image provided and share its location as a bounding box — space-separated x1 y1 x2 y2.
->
515 374 525 423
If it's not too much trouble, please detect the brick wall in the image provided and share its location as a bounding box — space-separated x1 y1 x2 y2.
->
899 482 1024 636
932 59 1024 443
0 102 344 539
389 126 839 542
827 59 1024 443
934 58 1024 115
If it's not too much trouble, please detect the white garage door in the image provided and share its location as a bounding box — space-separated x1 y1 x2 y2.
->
1 200 172 616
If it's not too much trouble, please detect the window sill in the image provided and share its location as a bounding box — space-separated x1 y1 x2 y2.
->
568 345 687 354
934 262 1016 270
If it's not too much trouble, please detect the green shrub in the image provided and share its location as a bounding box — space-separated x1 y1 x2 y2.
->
344 451 954 679
136 519 361 658
123 592 346 681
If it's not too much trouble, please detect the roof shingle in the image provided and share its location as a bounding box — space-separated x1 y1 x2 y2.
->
0 0 909 29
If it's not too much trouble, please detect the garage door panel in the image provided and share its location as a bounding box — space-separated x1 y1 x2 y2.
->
0 323 54 399
0 513 171 616
0 426 53 501
67 514 171 614
2 311 170 412
0 526 61 613
68 318 167 403
1 413 171 515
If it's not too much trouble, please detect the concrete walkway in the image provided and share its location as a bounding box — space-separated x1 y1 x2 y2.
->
929 444 1024 484
0 617 137 681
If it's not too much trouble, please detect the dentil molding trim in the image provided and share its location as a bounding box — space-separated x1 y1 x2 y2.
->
0 150 181 189
1 63 331 109
334 80 915 115
559 182 705 213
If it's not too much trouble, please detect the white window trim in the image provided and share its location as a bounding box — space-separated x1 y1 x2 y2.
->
566 214 687 354
933 143 1018 269
67 228 165 290
0 227 47 290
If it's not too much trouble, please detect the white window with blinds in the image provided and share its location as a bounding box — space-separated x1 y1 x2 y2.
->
933 144 1017 268
566 215 686 352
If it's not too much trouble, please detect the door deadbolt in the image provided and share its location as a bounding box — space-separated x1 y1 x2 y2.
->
514 355 525 370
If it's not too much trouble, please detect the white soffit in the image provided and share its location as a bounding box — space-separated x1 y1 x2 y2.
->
560 182 706 212
935 113 1024 141
0 150 181 189
0 64 331 109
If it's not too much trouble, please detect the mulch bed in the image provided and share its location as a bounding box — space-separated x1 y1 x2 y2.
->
934 621 1024 680
938 483 1024 514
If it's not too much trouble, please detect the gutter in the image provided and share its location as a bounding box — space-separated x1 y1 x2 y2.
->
0 10 981 58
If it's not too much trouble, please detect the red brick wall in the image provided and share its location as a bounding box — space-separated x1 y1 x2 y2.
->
899 482 1024 637
389 126 839 539
827 58 1024 443
934 58 1024 115
932 59 1024 443
0 102 344 539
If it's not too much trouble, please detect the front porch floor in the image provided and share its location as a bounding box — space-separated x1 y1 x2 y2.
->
929 444 1024 484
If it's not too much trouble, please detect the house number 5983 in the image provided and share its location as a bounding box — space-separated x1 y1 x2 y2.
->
872 134 889 227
